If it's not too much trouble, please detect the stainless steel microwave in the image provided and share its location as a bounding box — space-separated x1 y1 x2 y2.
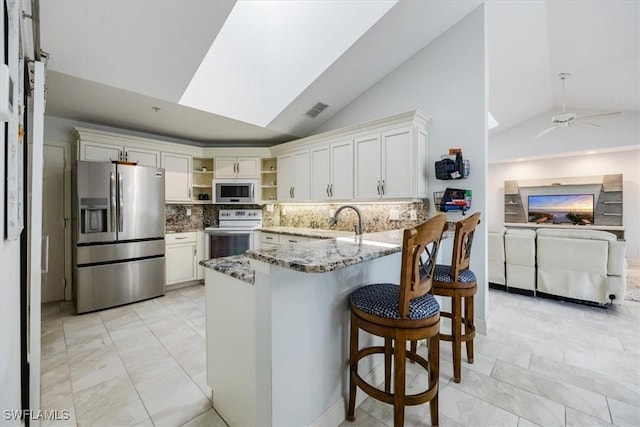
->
213 179 257 204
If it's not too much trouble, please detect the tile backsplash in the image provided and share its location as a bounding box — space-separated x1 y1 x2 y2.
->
166 201 429 233
262 201 430 233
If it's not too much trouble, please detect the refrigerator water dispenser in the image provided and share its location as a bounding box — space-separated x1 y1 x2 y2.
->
80 198 108 233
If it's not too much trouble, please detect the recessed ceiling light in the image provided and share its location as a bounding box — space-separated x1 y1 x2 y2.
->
587 151 597 154
516 158 525 162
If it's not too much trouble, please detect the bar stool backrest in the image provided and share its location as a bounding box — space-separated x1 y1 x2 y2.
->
449 212 481 280
398 214 448 317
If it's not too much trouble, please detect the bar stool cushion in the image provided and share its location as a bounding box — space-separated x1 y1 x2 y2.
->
350 283 440 320
433 264 476 284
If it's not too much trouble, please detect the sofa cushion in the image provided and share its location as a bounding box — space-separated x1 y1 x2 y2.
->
536 228 617 241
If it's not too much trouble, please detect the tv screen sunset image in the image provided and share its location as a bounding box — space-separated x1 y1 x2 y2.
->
527 194 594 225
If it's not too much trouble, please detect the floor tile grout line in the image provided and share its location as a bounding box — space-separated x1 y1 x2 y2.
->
99 307 157 426
58 301 80 425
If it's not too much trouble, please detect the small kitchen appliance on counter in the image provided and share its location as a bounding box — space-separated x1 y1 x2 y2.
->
205 209 262 259
72 161 166 314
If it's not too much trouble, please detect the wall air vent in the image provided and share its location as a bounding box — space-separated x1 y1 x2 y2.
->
305 102 329 118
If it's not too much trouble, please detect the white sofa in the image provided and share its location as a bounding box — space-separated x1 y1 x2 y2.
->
488 225 506 285
505 229 537 292
536 229 626 305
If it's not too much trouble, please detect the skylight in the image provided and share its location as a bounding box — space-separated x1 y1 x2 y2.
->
179 0 397 127
488 111 500 130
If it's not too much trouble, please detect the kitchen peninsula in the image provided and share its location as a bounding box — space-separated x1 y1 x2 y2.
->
203 230 409 426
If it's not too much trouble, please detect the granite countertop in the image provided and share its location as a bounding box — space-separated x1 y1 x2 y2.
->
245 229 405 273
258 226 354 239
200 255 254 284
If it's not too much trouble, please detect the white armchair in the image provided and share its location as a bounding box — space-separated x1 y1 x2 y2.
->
536 229 626 305
488 225 506 285
505 229 537 292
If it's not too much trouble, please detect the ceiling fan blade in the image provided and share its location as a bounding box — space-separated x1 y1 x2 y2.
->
578 112 622 120
535 126 557 138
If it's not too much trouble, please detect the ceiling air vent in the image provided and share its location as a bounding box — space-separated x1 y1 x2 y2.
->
305 102 329 118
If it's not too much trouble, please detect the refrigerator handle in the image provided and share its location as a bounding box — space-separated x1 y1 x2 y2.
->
118 172 124 232
110 172 117 232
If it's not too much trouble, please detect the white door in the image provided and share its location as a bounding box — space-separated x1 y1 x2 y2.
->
124 146 160 167
81 141 122 162
354 134 381 199
310 146 330 200
382 128 414 199
215 157 237 178
277 155 293 201
236 158 259 179
42 145 68 303
292 151 310 200
162 153 192 202
330 140 353 200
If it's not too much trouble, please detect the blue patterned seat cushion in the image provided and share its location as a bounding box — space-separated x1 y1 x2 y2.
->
350 283 439 320
433 264 476 283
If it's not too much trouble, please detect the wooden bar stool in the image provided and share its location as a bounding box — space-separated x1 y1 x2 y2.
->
347 214 448 427
432 212 481 384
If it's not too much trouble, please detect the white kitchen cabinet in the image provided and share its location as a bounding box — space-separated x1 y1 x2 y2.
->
215 157 259 179
277 151 310 201
166 232 198 285
79 140 160 167
162 153 192 202
354 127 414 200
310 140 353 201
279 235 309 245
258 231 279 250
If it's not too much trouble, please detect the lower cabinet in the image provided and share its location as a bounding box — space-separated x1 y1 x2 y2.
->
257 231 317 249
166 232 198 285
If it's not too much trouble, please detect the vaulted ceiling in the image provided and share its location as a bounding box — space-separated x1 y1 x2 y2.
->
39 1 639 145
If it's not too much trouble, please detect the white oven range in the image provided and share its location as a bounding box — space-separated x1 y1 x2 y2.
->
204 209 262 259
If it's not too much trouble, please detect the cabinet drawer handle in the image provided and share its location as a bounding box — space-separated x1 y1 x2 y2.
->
288 239 297 243
265 236 274 240
175 236 188 240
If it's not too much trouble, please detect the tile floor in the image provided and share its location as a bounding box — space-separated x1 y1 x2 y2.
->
41 285 640 427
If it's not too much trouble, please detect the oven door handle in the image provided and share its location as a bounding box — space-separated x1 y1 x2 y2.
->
206 230 253 236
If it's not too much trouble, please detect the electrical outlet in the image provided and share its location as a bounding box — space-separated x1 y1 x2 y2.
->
389 209 400 220
409 209 417 220
186 208 192 216
266 204 274 212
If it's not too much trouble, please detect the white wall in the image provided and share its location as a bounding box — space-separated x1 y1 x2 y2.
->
487 149 640 266
317 6 489 326
1 1 24 424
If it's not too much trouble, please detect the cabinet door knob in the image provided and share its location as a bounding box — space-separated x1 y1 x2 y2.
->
377 181 381 195
381 180 385 195
326 185 330 197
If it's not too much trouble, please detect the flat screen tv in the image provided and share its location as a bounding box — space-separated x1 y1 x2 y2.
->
527 194 594 225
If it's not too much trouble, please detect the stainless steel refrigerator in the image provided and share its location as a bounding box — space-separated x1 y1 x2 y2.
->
72 161 166 313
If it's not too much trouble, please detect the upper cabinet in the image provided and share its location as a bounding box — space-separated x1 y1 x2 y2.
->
277 151 310 201
79 140 160 167
215 157 259 179
354 127 415 199
272 110 429 202
162 153 192 202
310 140 353 200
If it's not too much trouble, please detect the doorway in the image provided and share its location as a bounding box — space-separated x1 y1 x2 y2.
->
42 143 71 303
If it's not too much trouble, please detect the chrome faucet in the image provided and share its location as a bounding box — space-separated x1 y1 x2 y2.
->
331 205 363 235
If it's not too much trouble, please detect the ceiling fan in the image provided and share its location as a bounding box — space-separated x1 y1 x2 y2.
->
535 73 621 138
